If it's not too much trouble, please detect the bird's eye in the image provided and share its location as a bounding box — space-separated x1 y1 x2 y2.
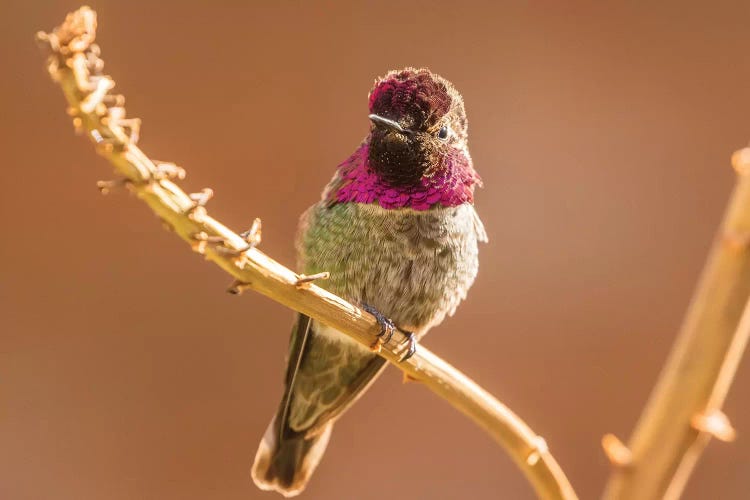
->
437 125 449 140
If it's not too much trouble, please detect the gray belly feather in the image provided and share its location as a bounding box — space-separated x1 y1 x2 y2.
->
299 203 484 330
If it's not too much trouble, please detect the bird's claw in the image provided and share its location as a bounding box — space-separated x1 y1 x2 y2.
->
400 331 418 362
362 304 395 351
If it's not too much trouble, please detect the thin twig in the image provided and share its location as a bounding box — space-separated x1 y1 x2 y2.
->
602 150 750 499
37 7 578 500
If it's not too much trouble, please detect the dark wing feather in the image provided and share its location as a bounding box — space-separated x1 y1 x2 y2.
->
277 315 388 439
276 314 313 441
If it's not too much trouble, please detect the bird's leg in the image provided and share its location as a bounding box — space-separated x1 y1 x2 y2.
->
360 304 418 361
361 304 395 352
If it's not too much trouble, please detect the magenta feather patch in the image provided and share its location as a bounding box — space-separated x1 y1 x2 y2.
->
368 69 452 128
332 144 480 210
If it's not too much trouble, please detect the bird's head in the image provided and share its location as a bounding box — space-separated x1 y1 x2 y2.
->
366 68 470 187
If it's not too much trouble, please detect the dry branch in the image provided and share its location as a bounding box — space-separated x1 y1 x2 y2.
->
37 7 578 500
602 150 750 499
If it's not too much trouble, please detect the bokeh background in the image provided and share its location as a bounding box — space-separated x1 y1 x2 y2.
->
2 1 750 499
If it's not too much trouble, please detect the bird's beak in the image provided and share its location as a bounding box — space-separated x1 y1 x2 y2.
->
368 114 407 133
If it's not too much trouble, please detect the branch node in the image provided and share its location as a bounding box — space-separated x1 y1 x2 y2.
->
213 220 262 258
691 409 737 442
526 436 549 466
90 129 126 154
105 113 141 145
186 188 214 221
240 217 263 246
80 76 114 113
295 272 330 287
68 53 93 92
189 232 210 254
103 94 125 107
187 188 213 208
601 433 633 468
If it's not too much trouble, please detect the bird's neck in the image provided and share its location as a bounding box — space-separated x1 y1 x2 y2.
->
330 143 480 210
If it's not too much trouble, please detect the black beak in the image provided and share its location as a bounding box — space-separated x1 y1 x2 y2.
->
368 114 408 133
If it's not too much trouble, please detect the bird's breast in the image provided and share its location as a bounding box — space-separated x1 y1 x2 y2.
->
299 202 482 332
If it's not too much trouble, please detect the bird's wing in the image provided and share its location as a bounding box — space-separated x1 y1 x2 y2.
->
277 314 387 439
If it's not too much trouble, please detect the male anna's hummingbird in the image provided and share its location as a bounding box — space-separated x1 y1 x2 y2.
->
252 68 487 497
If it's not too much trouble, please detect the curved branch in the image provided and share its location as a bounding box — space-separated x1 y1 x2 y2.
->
602 151 750 498
36 7 577 500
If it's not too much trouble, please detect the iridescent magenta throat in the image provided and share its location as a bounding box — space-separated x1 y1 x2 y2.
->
332 143 480 210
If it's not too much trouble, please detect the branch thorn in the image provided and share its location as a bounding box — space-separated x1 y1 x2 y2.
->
227 279 251 295
526 436 549 466
72 117 84 133
102 94 125 107
295 272 330 287
96 178 131 194
189 231 216 254
104 111 141 145
216 218 264 258
90 129 125 153
722 230 750 253
153 161 186 181
188 188 213 206
731 147 750 175
190 232 225 243
601 433 633 468
691 409 737 442
186 188 213 220
80 76 115 113
239 217 263 246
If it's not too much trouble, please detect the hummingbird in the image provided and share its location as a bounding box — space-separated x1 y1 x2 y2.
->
251 67 487 497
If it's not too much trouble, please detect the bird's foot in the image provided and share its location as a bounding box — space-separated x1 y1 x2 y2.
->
400 331 418 362
362 304 395 352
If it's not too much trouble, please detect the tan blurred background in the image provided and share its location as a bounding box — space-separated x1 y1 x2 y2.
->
2 1 750 499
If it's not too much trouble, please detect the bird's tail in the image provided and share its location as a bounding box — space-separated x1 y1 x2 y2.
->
251 417 333 497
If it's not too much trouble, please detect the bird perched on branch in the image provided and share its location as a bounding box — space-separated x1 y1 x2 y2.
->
252 67 487 497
